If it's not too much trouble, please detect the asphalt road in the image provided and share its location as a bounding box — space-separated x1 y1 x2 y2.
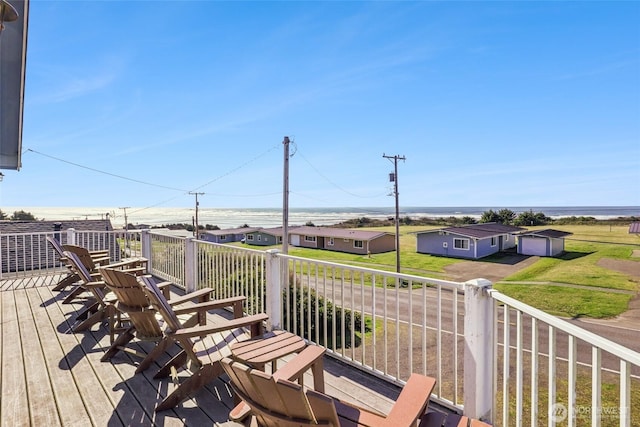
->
307 280 640 378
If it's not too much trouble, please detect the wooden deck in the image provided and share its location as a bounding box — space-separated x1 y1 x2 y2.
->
0 273 414 427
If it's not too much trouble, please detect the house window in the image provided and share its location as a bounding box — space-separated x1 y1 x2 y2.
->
490 237 497 247
304 235 316 242
505 234 509 241
277 236 283 243
257 235 262 241
453 238 469 250
354 240 364 249
220 235 226 241
247 235 254 241
328 237 334 246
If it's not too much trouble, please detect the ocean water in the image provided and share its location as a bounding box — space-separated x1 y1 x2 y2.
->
5 206 639 229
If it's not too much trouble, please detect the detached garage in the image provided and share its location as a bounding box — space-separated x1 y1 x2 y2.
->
518 229 572 257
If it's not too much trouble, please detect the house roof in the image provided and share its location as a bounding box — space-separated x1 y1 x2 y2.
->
0 0 29 170
250 227 295 237
629 222 640 234
0 219 113 234
201 227 261 236
290 226 392 241
520 229 572 239
415 223 526 239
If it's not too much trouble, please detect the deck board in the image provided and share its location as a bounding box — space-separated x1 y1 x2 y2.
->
31 285 92 427
1 287 31 427
0 274 420 426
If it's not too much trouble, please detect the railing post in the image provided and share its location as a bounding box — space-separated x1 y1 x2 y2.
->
66 228 76 245
464 278 494 422
184 237 197 293
140 229 152 273
265 249 282 331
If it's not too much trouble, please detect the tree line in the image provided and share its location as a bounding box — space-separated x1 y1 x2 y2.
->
0 210 37 221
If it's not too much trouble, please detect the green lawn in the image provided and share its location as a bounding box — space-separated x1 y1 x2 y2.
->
496 225 639 318
233 224 640 318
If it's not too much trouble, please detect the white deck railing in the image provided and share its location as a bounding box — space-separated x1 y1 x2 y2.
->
490 290 639 427
1 229 637 426
0 228 141 278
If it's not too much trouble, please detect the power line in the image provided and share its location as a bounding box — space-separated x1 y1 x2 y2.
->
295 147 387 199
25 148 189 192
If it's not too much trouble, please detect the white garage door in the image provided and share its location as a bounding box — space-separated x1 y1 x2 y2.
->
522 238 547 256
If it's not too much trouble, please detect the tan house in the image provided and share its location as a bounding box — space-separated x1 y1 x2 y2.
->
289 226 395 255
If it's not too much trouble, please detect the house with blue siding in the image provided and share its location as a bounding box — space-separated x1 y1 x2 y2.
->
199 227 261 244
415 223 525 260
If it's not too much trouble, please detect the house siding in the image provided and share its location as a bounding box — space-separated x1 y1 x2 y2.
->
245 231 281 246
417 233 477 259
417 232 503 259
288 227 395 255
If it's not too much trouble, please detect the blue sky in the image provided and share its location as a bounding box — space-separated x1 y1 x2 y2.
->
4 1 639 210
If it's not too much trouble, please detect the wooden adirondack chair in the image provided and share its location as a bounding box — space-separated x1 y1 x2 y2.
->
61 244 146 304
46 236 109 291
221 355 436 427
99 267 253 374
63 251 125 343
137 275 269 411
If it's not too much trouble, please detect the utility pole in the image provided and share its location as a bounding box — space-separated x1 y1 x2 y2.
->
119 207 130 231
383 154 406 273
282 136 290 254
119 207 130 253
189 192 204 237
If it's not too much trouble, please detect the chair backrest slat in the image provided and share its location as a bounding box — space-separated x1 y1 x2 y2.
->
100 268 163 339
63 244 99 271
139 276 182 331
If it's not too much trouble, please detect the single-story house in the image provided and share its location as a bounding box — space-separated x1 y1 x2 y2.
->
244 227 291 246
199 227 261 244
518 229 572 257
415 223 525 260
289 226 395 255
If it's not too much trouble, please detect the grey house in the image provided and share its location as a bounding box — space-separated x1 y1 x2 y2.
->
289 226 395 255
415 223 525 260
518 229 572 257
199 227 261 244
244 227 292 246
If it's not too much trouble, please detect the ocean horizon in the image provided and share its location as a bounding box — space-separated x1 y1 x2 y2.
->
4 206 639 229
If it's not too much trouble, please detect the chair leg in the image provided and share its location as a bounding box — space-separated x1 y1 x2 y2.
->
154 350 189 379
53 273 79 291
75 300 99 321
63 285 86 304
136 338 174 374
73 309 105 332
101 327 136 362
155 363 222 412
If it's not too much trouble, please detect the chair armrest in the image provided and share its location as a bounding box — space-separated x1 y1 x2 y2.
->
107 258 147 269
89 249 110 256
172 294 246 319
83 281 107 289
383 373 435 427
92 255 112 265
168 288 214 306
170 313 268 339
272 345 325 383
